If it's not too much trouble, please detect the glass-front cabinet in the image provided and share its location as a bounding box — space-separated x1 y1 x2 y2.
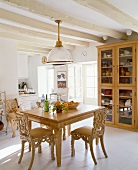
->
97 41 137 130
117 44 135 86
99 47 114 86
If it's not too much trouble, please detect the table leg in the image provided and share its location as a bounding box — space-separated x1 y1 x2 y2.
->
55 128 62 167
67 125 71 136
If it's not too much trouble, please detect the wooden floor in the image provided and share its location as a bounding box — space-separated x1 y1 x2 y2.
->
0 118 138 170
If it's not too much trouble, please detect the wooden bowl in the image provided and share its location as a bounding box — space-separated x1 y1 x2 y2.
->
68 102 80 109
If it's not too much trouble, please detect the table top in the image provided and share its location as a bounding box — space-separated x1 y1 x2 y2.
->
21 105 105 123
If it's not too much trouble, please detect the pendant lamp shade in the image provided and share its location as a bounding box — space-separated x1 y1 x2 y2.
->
47 20 73 64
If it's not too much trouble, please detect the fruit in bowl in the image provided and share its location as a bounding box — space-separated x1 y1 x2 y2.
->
67 101 80 109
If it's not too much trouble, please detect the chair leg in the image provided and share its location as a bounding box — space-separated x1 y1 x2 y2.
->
29 144 31 152
85 141 88 150
6 117 9 134
71 135 75 156
89 139 97 165
38 145 42 153
63 126 66 140
28 142 35 170
100 136 108 158
11 119 16 138
18 141 25 163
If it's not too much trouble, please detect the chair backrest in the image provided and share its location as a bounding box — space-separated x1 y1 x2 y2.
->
16 113 31 139
92 108 107 138
5 98 19 113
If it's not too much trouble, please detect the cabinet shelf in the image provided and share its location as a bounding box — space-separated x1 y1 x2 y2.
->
102 104 112 106
119 65 132 68
119 76 132 77
102 57 112 59
119 96 132 99
101 94 112 97
119 55 132 58
119 115 132 118
119 105 131 108
102 76 112 77
101 66 112 68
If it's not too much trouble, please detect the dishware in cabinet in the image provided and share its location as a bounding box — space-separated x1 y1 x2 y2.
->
117 44 135 86
99 88 114 124
116 88 134 128
98 47 115 86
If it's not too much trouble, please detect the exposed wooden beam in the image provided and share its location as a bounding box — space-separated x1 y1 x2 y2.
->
0 23 88 46
0 8 104 43
0 32 75 50
0 0 126 39
74 0 138 33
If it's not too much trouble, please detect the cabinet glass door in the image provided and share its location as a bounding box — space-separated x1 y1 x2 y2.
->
100 48 114 85
101 88 114 123
118 89 133 126
118 45 135 86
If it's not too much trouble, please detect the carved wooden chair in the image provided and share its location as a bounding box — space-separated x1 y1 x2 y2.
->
5 98 21 137
36 101 67 140
16 113 55 170
71 108 108 165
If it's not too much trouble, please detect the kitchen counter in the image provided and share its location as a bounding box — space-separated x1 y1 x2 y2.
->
18 94 38 110
19 93 37 96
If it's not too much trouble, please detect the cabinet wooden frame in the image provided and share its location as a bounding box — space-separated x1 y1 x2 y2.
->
97 40 138 131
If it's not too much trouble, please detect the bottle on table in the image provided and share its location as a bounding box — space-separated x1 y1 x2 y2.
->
40 94 45 108
44 94 49 112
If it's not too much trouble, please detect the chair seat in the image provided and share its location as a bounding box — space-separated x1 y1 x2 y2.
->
71 126 92 136
30 127 53 138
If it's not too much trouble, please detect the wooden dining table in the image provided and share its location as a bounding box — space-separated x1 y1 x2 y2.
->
21 104 105 167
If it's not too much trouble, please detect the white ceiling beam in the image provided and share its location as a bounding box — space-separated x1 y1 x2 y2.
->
0 32 75 50
17 44 51 53
0 0 126 39
0 23 88 46
0 8 105 43
18 42 53 50
74 0 138 33
17 48 48 54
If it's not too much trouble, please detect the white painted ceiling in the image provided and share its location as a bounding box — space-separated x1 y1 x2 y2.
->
0 0 138 53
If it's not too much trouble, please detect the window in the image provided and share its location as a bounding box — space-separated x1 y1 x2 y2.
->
38 67 54 97
68 64 82 102
82 63 98 105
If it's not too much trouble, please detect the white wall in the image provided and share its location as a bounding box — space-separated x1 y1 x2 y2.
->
27 54 53 93
73 42 102 63
0 38 18 99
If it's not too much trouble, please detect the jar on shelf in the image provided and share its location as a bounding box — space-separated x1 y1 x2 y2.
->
106 70 110 76
120 68 125 76
125 71 130 76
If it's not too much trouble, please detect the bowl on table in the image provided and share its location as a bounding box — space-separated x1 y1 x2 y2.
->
68 101 80 109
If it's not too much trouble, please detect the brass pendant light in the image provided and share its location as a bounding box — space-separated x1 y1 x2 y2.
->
47 20 73 64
